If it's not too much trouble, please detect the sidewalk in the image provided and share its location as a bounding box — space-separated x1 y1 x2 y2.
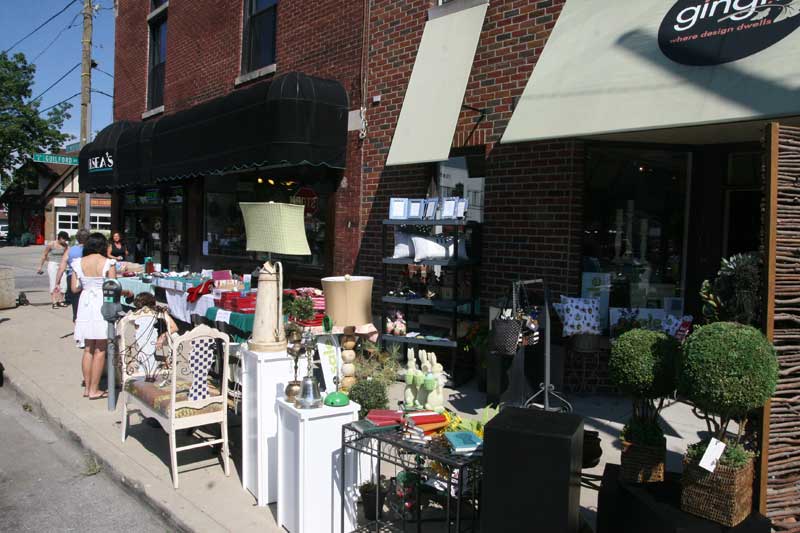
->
0 289 279 533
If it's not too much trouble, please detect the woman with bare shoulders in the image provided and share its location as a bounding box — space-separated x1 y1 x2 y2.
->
71 232 117 399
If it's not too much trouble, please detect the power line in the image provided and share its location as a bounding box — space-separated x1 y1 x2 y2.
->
2 0 79 54
33 10 82 62
93 66 114 79
38 92 80 114
30 62 81 102
91 89 113 99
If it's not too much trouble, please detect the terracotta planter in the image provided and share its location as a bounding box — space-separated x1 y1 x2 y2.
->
680 456 754 527
620 439 666 483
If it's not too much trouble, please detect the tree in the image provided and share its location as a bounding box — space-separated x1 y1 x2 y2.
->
0 52 71 187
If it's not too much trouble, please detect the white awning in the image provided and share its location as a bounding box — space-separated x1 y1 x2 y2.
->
501 0 800 144
386 0 488 166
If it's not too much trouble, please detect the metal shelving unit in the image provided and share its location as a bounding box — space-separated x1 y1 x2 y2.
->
381 218 481 386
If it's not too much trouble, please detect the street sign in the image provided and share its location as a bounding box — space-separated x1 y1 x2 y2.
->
33 153 78 166
65 141 81 153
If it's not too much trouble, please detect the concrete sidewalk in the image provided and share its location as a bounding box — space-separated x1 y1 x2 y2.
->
0 289 280 533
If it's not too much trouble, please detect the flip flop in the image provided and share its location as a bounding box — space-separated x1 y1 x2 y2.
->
88 392 108 400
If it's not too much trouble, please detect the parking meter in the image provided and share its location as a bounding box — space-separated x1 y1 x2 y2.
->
102 279 123 411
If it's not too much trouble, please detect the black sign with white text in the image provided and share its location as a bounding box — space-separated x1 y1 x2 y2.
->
659 0 800 66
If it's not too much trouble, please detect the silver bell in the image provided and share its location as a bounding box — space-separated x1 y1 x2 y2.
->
295 375 322 409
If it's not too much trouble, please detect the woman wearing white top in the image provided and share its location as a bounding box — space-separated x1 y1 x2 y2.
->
71 232 116 399
37 231 70 309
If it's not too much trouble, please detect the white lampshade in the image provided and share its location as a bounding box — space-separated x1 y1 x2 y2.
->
239 202 311 256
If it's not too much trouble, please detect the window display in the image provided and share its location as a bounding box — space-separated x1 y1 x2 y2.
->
582 147 689 330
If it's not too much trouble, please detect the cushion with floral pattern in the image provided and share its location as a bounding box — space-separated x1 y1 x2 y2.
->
561 296 601 336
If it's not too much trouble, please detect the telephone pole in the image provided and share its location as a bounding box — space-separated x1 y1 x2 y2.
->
78 0 92 230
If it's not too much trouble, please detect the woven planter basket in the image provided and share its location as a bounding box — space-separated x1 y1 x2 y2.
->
680 456 754 527
620 439 666 483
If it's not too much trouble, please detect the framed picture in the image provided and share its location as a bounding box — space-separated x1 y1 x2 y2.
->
441 197 458 219
389 198 409 220
423 198 438 219
408 199 424 219
455 198 469 219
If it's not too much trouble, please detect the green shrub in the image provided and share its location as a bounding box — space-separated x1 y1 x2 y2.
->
686 439 753 469
610 329 678 399
621 417 666 447
347 378 389 419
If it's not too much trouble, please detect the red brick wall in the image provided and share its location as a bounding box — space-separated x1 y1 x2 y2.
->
113 0 149 121
361 0 583 304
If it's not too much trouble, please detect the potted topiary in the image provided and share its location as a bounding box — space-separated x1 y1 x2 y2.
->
679 322 778 527
359 477 388 521
609 328 678 483
348 378 389 419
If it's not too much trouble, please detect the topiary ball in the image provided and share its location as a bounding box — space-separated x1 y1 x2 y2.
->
609 329 679 399
679 322 778 419
347 378 389 419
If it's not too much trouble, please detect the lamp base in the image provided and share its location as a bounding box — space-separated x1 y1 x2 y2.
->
248 339 288 352
323 391 350 407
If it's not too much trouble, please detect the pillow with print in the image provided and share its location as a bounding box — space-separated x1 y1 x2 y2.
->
393 232 415 259
560 296 601 336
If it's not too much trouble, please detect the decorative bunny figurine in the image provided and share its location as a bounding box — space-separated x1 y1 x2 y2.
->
415 350 432 409
424 353 446 412
404 348 419 407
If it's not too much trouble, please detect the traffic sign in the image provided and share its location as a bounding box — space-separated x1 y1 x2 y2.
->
33 153 78 166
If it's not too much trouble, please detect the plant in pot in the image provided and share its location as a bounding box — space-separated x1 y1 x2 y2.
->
347 378 389 419
359 476 389 522
678 321 778 527
609 328 678 483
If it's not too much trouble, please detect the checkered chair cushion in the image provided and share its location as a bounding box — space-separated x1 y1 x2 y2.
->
188 338 217 401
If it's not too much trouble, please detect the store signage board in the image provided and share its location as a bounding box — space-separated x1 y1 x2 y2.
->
33 153 78 166
501 0 800 143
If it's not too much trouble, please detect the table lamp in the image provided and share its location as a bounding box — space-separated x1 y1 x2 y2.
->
240 202 310 353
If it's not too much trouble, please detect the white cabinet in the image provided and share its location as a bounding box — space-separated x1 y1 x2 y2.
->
241 345 295 506
277 399 360 533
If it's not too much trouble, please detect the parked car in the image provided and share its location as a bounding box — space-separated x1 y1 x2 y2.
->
0 224 7 241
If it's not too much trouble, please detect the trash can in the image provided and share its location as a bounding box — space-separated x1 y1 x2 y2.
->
0 267 15 309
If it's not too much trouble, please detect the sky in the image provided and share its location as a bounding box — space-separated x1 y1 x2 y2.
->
0 0 116 149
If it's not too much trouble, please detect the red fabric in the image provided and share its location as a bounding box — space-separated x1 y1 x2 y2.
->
186 280 214 303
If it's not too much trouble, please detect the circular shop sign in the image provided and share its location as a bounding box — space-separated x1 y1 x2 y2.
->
658 0 800 66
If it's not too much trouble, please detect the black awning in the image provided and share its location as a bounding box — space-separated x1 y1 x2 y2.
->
78 121 136 192
151 72 349 182
116 120 157 189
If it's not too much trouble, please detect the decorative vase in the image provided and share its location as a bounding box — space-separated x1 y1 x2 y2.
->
680 456 754 527
284 380 302 402
619 439 666 483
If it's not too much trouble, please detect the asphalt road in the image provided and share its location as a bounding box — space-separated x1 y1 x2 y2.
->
0 244 50 293
0 386 171 532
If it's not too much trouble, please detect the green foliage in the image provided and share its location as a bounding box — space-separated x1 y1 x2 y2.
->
354 347 399 387
621 417 666 447
680 322 778 420
283 295 314 321
610 329 678 399
700 253 761 326
686 439 753 469
348 378 389 418
0 52 71 186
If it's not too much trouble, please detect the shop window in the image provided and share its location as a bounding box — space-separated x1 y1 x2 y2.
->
57 212 79 234
723 152 761 257
243 0 277 74
437 154 485 223
204 175 327 267
148 10 167 110
582 147 690 332
90 213 111 232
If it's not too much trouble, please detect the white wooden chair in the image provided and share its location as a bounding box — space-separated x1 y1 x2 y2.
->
120 323 231 489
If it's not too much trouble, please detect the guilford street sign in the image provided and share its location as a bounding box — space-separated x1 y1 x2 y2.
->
33 153 79 166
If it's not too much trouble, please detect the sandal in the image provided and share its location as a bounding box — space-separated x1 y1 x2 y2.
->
88 392 109 400
52 304 58 309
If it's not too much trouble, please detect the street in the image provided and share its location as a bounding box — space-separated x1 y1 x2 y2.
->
0 386 170 532
0 244 50 292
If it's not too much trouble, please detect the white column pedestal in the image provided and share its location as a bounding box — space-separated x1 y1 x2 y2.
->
277 399 360 533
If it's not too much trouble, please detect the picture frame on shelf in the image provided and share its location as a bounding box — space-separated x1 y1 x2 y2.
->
408 199 424 219
441 197 458 219
455 198 469 219
389 198 409 220
423 198 438 220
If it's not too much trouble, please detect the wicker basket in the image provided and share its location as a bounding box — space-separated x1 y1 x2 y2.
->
620 439 666 483
680 456 754 527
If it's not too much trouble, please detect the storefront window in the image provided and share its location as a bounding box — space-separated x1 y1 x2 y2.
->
437 154 484 222
204 175 328 267
582 147 689 331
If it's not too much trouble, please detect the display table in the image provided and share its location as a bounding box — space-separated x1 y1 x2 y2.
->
118 277 154 298
204 307 255 342
277 399 360 533
166 289 215 323
241 345 297 506
597 463 771 533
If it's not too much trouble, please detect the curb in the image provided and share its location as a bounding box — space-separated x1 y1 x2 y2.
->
2 372 193 533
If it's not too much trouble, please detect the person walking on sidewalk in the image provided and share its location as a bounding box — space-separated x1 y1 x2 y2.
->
55 229 90 323
37 231 70 309
71 233 117 400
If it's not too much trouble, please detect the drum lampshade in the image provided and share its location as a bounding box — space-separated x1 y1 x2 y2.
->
321 276 373 327
239 202 310 255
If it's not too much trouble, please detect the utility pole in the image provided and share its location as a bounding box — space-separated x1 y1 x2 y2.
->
78 0 92 230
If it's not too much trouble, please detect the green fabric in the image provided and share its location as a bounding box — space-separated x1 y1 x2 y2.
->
118 277 154 296
205 307 254 343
